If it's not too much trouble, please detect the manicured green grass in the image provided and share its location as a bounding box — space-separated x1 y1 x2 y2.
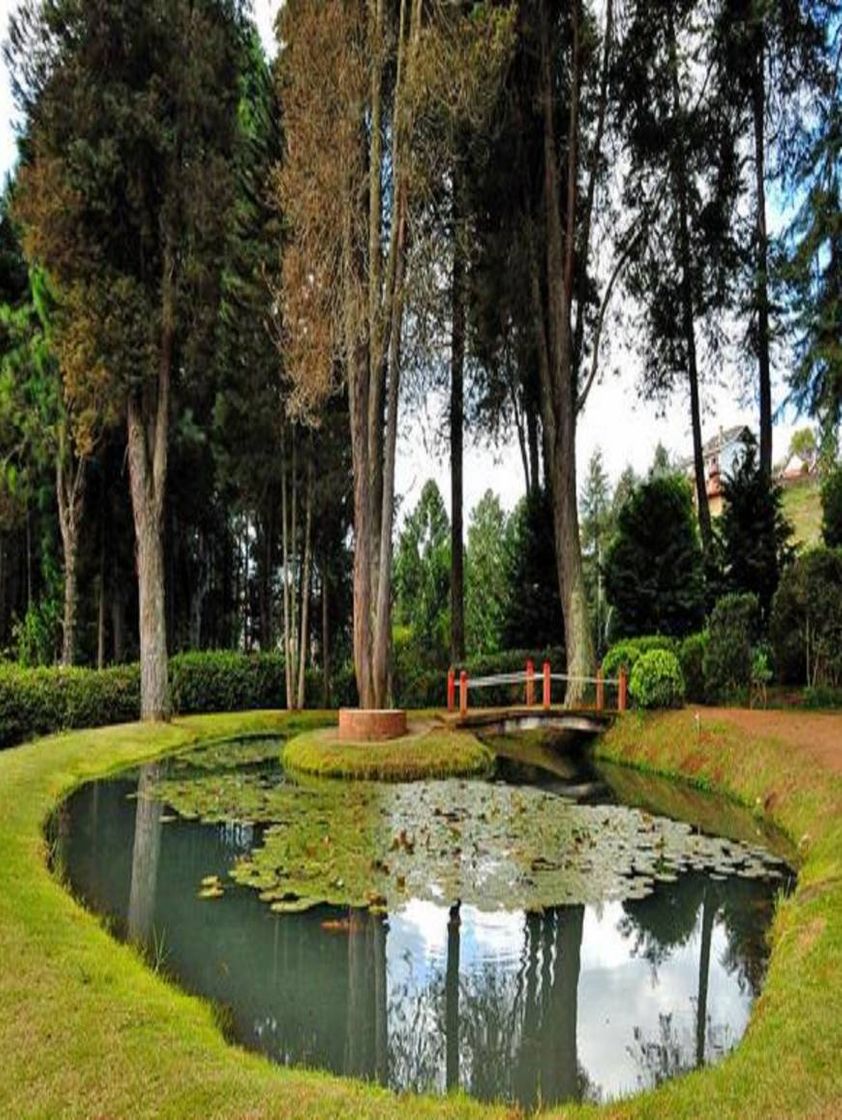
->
0 706 840 1117
283 723 492 780
781 476 823 547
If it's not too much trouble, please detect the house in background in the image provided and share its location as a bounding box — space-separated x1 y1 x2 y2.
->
680 425 752 517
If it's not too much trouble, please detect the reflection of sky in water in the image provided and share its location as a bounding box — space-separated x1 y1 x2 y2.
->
386 897 753 1103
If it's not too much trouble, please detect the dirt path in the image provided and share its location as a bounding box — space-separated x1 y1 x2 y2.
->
700 707 842 775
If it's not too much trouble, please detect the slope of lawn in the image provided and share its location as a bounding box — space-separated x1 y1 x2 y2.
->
0 706 840 1118
781 476 823 547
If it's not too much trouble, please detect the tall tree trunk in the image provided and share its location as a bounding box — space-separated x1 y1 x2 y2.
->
450 175 466 665
125 249 173 720
56 443 85 668
534 0 594 702
25 506 32 611
526 401 541 496
349 349 375 709
753 23 772 478
666 3 712 549
321 553 331 707
290 432 299 696
370 0 422 708
296 456 314 710
111 575 125 664
96 505 106 669
281 428 293 709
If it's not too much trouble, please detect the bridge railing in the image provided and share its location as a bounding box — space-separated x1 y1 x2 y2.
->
447 659 627 716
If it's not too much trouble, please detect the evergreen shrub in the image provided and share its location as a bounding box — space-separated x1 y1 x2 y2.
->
629 649 686 709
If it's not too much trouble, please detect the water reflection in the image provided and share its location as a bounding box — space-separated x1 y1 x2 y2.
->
55 772 783 1110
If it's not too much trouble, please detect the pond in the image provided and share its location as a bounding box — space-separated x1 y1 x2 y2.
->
50 733 793 1111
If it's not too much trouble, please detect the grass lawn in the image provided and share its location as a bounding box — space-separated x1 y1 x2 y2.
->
781 476 823 547
0 707 840 1118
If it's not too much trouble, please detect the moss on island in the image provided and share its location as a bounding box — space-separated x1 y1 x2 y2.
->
282 723 492 781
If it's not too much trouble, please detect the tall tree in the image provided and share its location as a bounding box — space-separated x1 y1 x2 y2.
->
495 0 617 696
9 0 247 716
713 0 830 477
277 0 511 707
464 490 509 657
604 474 706 638
780 7 841 448
393 479 451 664
579 448 613 655
719 434 793 618
615 0 742 551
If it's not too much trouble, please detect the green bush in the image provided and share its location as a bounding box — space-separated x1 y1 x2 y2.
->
629 649 685 709
770 548 842 687
803 685 842 710
602 635 676 681
0 663 140 749
169 651 284 714
703 593 759 701
679 631 709 703
0 651 341 750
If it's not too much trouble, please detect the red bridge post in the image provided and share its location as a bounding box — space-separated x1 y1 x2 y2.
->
596 668 604 712
459 670 468 717
447 668 455 712
618 668 628 712
525 659 535 707
542 661 551 709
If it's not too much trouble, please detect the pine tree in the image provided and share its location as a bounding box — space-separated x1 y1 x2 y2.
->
719 434 793 618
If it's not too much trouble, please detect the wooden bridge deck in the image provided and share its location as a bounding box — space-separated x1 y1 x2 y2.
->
441 705 613 736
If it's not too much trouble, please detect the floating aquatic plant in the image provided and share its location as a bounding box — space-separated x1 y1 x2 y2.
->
148 765 787 915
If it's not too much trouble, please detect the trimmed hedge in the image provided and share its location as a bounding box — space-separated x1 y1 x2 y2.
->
170 652 284 714
0 651 355 750
0 663 140 749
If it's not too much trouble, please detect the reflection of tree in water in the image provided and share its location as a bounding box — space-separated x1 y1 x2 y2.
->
373 904 595 1108
716 876 779 997
127 764 163 949
627 1010 735 1090
619 873 706 977
621 869 780 1084
620 870 779 997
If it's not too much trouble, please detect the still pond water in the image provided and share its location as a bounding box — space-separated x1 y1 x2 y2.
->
52 734 792 1110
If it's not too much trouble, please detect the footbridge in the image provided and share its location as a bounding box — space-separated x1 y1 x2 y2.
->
443 660 627 736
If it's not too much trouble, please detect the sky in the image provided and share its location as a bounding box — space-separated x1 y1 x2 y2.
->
0 0 802 521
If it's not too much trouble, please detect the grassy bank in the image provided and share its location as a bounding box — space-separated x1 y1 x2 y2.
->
283 723 492 780
0 708 839 1117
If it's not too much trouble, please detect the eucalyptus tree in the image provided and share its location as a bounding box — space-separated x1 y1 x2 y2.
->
8 0 249 717
277 0 512 707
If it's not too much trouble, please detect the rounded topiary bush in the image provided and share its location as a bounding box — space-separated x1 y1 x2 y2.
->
629 649 685 709
602 635 675 681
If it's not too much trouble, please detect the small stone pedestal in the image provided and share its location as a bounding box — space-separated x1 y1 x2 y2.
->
338 708 408 742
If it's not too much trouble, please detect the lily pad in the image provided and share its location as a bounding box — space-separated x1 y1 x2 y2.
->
146 766 788 915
